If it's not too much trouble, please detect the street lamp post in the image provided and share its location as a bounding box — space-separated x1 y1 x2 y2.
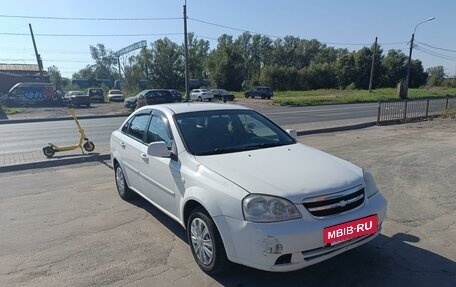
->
405 17 435 98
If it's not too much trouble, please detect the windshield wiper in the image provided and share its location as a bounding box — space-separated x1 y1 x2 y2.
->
196 147 245 155
243 142 285 150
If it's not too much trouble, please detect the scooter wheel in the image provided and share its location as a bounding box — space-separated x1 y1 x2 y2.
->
43 146 55 158
83 141 95 152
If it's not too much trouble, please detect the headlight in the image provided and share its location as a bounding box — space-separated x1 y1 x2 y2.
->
242 194 301 223
363 170 379 198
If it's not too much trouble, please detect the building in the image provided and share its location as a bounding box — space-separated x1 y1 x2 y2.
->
0 64 49 94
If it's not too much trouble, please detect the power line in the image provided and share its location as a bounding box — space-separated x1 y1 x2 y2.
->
416 41 456 53
0 14 181 21
414 46 456 61
0 32 183 37
189 17 282 39
0 58 93 63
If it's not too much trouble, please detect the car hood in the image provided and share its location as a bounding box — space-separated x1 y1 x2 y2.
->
194 143 364 203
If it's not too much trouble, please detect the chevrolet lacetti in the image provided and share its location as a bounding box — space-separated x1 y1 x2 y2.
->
110 103 387 274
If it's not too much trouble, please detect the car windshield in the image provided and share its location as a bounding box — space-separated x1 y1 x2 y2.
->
175 109 296 155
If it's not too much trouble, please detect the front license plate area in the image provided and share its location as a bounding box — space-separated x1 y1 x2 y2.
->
323 215 378 245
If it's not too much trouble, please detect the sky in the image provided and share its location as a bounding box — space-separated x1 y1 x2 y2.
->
1 0 455 78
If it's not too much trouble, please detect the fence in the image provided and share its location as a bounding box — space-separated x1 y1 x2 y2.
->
377 97 456 124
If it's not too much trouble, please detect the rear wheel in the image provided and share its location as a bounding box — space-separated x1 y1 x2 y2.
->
187 207 230 275
114 163 135 200
42 146 55 158
197 96 203 101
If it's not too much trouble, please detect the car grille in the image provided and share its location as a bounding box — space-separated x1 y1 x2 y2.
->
302 187 365 217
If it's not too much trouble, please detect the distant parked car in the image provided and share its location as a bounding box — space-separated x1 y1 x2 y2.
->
108 89 125 102
244 86 273 99
63 91 91 107
211 89 235 102
169 89 183 102
124 89 178 110
189 89 214 102
87 88 104 103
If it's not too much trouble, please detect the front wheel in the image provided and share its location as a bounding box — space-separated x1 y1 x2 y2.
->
197 96 203 102
187 207 230 275
83 141 95 152
42 146 55 158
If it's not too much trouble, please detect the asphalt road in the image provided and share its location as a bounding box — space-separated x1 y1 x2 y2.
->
1 119 454 286
0 103 378 154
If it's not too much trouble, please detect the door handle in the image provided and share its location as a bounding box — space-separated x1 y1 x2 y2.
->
120 142 126 148
140 153 149 160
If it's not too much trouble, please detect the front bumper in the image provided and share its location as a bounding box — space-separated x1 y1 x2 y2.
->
213 192 387 272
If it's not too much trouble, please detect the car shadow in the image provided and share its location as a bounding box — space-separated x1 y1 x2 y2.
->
213 233 455 287
126 195 187 243
118 195 456 286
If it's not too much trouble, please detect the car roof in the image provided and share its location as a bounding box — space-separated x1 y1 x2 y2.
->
136 102 251 115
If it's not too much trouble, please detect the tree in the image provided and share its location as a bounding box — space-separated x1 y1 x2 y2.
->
47 65 63 90
89 43 119 81
426 65 445 86
206 34 245 90
186 33 210 79
149 38 184 88
336 51 356 88
381 49 408 87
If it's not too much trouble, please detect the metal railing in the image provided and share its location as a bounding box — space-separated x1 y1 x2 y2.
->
377 97 455 124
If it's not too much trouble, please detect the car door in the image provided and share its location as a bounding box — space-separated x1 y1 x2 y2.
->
118 109 152 192
137 110 183 218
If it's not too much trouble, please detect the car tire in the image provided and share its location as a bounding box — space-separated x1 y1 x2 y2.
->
244 94 249 99
114 163 136 200
197 96 203 102
208 98 212 102
267 96 272 99
187 207 230 275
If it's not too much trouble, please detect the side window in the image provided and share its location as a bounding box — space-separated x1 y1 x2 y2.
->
123 113 150 142
146 115 173 149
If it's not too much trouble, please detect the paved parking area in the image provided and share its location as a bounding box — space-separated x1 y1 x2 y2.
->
0 119 455 286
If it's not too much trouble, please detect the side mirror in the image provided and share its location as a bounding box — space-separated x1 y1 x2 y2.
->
286 129 297 139
147 141 171 158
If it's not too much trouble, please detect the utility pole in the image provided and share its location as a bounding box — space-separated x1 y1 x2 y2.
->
405 17 435 98
29 23 44 81
183 0 190 101
368 37 377 92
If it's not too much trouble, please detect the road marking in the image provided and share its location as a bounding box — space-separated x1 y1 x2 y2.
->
267 104 378 115
314 112 355 117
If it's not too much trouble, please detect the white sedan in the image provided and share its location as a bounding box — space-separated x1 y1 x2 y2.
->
189 89 214 102
107 89 125 102
110 103 387 274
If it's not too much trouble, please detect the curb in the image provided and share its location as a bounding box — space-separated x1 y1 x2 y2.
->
296 121 377 136
0 153 111 173
1 121 377 173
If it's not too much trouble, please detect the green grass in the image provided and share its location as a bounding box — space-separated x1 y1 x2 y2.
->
1 106 24 115
235 87 456 106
